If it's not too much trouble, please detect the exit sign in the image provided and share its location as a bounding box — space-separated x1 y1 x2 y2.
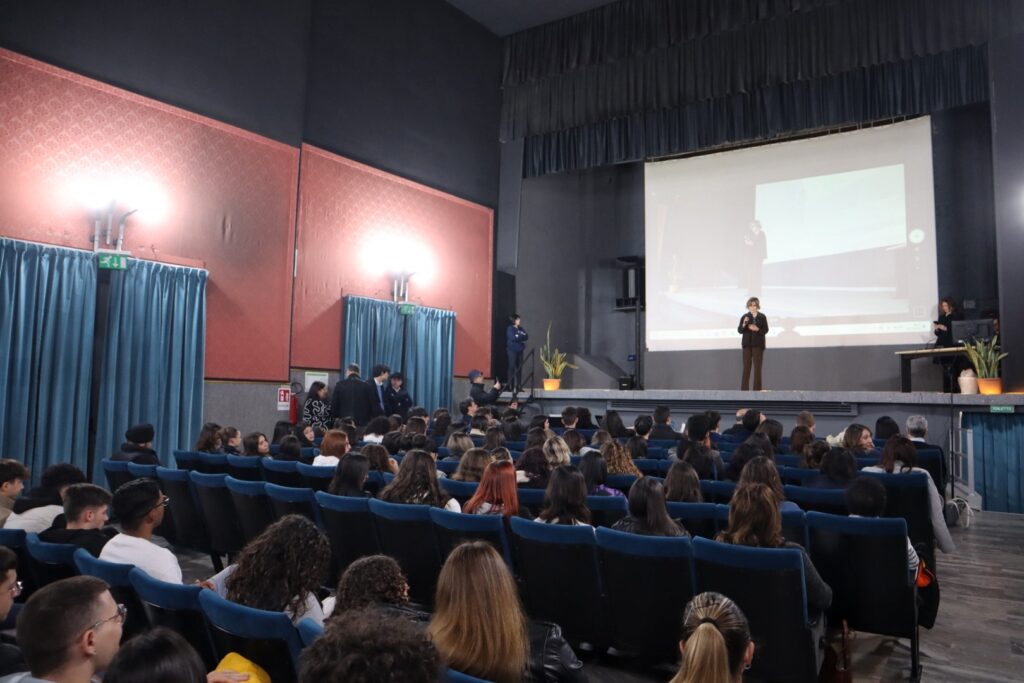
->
398 303 417 315
97 254 129 270
990 405 1014 414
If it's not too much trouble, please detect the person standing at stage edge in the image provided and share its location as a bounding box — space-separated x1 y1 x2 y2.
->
506 314 529 393
738 297 769 391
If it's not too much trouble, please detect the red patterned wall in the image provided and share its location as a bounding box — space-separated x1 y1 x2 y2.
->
292 145 493 376
0 49 299 381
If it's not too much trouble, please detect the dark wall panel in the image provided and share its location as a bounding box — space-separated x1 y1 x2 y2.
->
303 0 502 208
0 0 311 145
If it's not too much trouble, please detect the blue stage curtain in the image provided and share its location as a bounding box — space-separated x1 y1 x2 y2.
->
93 260 206 476
961 413 1024 514
405 306 455 413
0 239 96 482
342 296 404 378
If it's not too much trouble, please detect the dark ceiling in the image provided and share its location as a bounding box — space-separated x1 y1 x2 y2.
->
444 0 618 36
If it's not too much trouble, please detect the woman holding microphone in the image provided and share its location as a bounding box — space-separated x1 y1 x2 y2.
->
738 297 768 390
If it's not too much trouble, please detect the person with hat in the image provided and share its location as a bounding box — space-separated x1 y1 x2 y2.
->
99 479 181 583
468 370 501 407
110 424 158 465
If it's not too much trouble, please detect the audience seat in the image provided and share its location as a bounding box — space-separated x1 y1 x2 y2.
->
516 487 546 515
693 537 824 682
260 458 304 487
315 492 381 577
198 589 303 683
188 472 244 560
24 533 78 588
172 450 199 471
596 528 694 661
295 463 335 492
296 617 323 648
444 669 494 683
194 452 229 475
783 485 847 515
632 459 662 476
155 467 219 571
101 459 133 493
860 471 936 571
125 462 158 479
129 568 218 670
72 549 149 640
368 500 443 606
439 479 478 506
776 454 801 467
780 466 818 485
226 454 263 481
264 483 323 527
224 476 275 545
666 502 727 539
700 480 736 504
586 495 629 527
781 509 809 548
509 517 605 649
605 474 637 496
364 470 393 496
429 508 512 567
436 460 459 476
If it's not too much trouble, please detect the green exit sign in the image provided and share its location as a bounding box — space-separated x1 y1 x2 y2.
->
97 254 129 270
398 303 416 316
990 405 1014 414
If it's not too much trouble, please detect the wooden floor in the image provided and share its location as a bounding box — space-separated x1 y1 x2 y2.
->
175 509 1024 682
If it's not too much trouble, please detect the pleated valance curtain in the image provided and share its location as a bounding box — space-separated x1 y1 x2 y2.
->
0 239 96 481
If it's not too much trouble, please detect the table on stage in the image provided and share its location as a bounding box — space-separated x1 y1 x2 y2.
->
894 346 969 392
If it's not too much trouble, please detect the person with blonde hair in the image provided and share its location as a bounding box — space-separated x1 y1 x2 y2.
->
670 592 754 683
451 448 494 483
542 436 571 468
429 541 585 683
444 433 474 461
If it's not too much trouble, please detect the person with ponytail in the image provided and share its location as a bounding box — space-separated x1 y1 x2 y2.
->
670 592 754 683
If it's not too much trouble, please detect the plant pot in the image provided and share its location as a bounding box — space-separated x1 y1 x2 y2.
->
542 378 561 391
958 376 978 395
977 377 1003 395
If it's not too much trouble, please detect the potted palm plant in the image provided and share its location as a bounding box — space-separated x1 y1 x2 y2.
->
963 336 1008 395
540 322 577 390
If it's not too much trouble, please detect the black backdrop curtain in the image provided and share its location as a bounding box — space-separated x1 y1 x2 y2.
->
500 0 1002 176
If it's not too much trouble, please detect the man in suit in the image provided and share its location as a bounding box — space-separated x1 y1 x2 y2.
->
366 364 391 420
331 363 374 426
648 405 681 440
468 369 501 406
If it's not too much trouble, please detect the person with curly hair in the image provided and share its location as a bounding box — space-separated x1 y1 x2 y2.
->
323 555 410 620
601 440 642 477
379 450 460 512
205 514 331 626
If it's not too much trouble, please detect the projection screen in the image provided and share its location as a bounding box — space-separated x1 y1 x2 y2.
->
644 117 938 352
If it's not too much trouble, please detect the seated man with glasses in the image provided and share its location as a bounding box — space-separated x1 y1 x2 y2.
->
99 480 181 583
0 576 124 683
0 546 25 676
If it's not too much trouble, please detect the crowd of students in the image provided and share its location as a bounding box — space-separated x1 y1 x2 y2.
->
0 400 955 682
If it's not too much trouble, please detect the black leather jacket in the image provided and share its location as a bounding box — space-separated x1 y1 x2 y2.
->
527 620 587 682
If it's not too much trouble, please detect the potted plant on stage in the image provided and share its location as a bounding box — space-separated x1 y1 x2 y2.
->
540 322 577 391
963 336 1009 395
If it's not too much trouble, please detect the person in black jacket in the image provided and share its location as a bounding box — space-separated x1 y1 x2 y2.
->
366 364 391 420
737 297 768 391
110 424 159 465
933 297 964 392
506 314 529 393
384 372 412 418
648 406 680 441
331 363 374 426
468 370 501 406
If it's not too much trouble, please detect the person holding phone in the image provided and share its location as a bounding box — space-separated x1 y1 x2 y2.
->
738 297 768 390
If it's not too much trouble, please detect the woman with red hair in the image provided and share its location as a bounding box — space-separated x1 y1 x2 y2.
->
464 461 521 518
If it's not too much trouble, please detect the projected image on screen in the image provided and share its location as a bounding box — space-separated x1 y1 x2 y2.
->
645 117 938 351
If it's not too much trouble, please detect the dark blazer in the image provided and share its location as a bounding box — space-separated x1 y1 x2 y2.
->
934 311 962 347
366 378 387 418
470 382 500 406
649 423 680 441
506 324 529 352
384 384 412 418
737 312 769 348
331 375 373 425
110 443 159 465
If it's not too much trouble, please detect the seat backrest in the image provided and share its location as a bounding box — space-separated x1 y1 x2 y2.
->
295 463 335 492
776 454 801 467
224 476 275 544
198 589 302 683
428 508 512 567
665 502 726 539
264 483 323 526
783 484 848 515
129 568 217 669
596 527 694 661
297 617 323 647
73 549 149 639
508 517 604 647
632 459 662 476
604 475 637 496
438 478 479 505
585 494 629 527
860 472 934 564
516 487 546 514
226 454 264 481
779 466 818 485
126 462 158 479
195 452 229 475
436 460 459 476
155 467 211 554
693 537 818 682
315 492 380 576
700 480 736 504
172 450 200 470
368 499 443 605
443 669 495 683
781 509 809 547
24 533 78 587
188 472 244 555
260 458 304 487
101 459 133 492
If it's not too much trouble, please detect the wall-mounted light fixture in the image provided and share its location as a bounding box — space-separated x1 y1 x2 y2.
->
361 231 436 303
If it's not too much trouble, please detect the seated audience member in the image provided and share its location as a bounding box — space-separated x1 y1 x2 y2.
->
682 444 719 480
483 426 506 452
40 484 117 557
312 429 350 466
111 423 159 465
379 450 460 512
8 464 87 533
241 431 270 457
863 436 956 554
452 448 494 483
335 419 358 448
625 435 648 460
271 420 293 445
324 555 410 620
703 410 723 435
464 461 523 518
524 427 547 451
527 415 550 432
673 414 720 467
743 432 775 460
501 417 523 443
193 422 222 453
431 412 453 439
328 454 371 498
796 409 816 435
100 479 181 583
536 466 591 526
381 430 404 456
404 416 428 437
650 405 680 440
718 484 832 614
560 406 579 430
274 435 303 462
361 443 399 475
754 419 783 454
788 426 814 462
490 447 512 463
720 408 749 438
801 440 830 470
363 416 392 444
299 607 440 683
444 433 474 461
206 515 330 626
845 476 920 574
808 448 858 490
467 415 488 438
561 429 586 456
737 456 799 512
874 416 901 441
664 461 703 502
578 452 623 498
542 436 572 469
601 441 643 478
589 429 612 451
0 546 24 675
293 421 316 448
574 407 596 430
633 415 654 439
669 592 754 683
842 423 876 457
218 427 242 455
723 442 764 482
612 478 688 537
429 542 585 683
515 448 551 490
400 432 436 455
11 577 123 683
906 415 932 444
601 410 630 438
103 627 246 683
458 398 477 428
